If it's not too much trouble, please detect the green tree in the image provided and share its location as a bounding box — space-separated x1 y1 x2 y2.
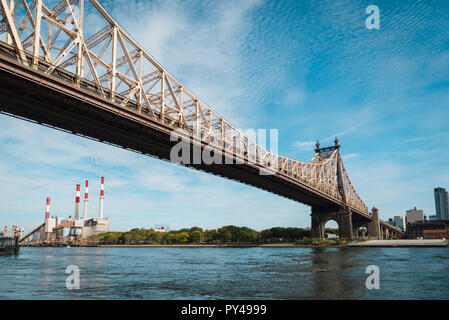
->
190 230 202 243
174 232 189 243
204 229 218 243
217 228 232 243
146 232 159 243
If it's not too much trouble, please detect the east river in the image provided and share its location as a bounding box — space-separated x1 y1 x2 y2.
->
1 247 448 299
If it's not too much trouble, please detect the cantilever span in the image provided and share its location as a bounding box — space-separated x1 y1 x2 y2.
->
0 0 403 239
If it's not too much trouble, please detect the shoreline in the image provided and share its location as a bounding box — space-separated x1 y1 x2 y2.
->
97 243 339 248
20 240 449 248
348 239 449 248
21 243 345 248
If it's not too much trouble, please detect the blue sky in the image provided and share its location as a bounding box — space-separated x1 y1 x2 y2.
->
1 0 449 233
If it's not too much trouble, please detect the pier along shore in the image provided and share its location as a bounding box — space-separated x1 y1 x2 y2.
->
349 239 449 247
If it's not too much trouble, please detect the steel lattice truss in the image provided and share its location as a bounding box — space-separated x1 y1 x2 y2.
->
0 0 369 215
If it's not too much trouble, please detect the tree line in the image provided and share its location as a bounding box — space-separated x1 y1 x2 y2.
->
89 226 339 245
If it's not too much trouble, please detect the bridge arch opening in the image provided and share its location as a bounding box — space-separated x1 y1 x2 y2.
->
356 226 367 238
323 219 339 240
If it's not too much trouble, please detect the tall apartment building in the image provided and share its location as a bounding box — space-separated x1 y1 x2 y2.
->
434 187 449 220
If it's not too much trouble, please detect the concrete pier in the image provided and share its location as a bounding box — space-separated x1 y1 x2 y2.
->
349 239 448 247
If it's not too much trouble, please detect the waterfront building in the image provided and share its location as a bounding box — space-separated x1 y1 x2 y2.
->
406 207 426 224
406 220 449 239
155 225 169 233
325 233 337 239
434 187 449 220
393 216 406 230
423 229 447 239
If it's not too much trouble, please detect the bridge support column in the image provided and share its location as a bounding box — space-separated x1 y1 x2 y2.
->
367 207 380 239
352 222 366 238
310 206 353 240
337 208 353 240
311 215 322 239
311 206 328 239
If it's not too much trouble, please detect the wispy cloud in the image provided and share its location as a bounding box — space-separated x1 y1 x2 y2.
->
283 87 306 107
293 141 316 152
404 132 449 142
342 153 359 160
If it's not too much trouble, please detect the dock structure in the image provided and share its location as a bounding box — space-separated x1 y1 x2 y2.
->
349 239 449 247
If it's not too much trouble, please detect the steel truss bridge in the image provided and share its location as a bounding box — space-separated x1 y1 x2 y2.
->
0 0 403 239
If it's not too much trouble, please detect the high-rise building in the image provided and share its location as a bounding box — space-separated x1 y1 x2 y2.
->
394 216 406 230
434 187 449 220
406 207 426 224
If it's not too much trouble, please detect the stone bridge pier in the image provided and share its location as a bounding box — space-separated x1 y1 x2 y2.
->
312 206 385 240
380 225 398 240
367 207 380 239
311 206 353 240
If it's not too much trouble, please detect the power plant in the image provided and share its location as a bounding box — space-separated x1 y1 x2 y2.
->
20 177 110 246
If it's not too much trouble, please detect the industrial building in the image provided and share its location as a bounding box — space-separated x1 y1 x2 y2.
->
1 226 24 238
406 220 449 239
21 177 110 246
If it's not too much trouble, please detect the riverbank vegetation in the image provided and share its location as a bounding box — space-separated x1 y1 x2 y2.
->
89 226 340 245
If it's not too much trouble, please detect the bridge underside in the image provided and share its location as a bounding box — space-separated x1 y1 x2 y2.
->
0 51 353 212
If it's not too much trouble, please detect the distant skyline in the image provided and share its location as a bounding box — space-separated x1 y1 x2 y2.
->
1 0 449 233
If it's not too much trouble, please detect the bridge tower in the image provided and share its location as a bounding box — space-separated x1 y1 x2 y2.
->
367 207 380 238
310 138 353 240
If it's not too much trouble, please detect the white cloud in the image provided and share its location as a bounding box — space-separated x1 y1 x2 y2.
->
283 88 306 107
404 132 449 142
293 141 316 151
342 153 359 160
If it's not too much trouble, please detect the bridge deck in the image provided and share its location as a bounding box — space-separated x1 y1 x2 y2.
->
0 45 372 219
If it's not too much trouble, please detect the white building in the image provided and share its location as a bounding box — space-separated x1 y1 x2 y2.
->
44 216 110 240
154 224 169 233
77 217 110 239
406 207 426 224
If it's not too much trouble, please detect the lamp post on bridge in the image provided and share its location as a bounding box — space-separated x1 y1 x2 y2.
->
314 137 340 154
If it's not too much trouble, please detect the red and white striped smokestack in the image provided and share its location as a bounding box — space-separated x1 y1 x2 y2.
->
45 197 50 220
74 184 80 220
83 180 88 219
99 177 104 219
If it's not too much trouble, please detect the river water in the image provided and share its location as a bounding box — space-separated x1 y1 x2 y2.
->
1 247 448 299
